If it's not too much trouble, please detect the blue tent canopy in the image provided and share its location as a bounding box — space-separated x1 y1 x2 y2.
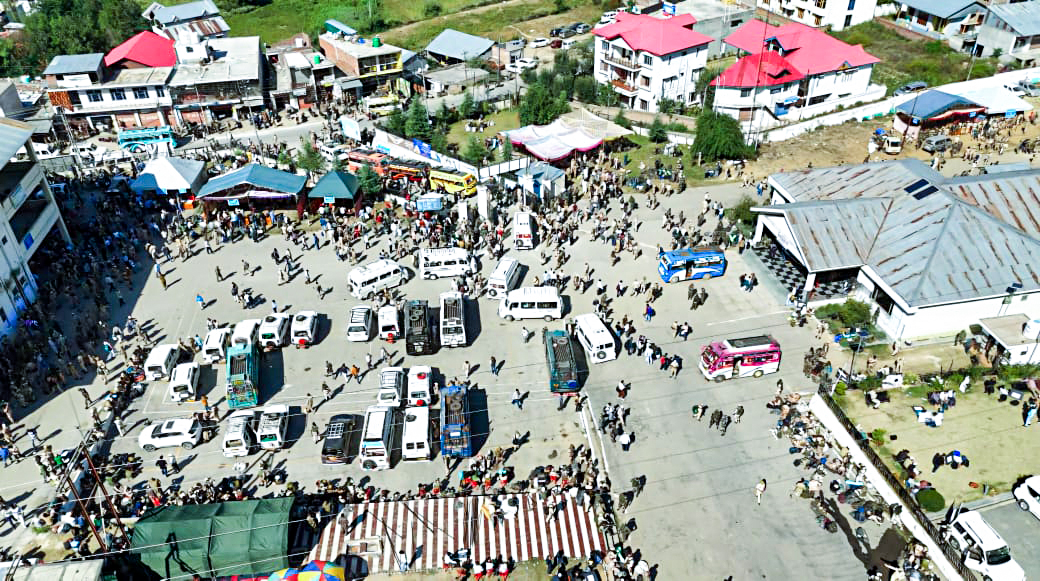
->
197 163 306 199
895 90 982 121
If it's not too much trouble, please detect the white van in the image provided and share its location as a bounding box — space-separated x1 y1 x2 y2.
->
377 367 406 408
377 305 401 341
498 286 563 321
257 404 289 450
222 410 258 457
202 328 232 364
258 313 291 349
144 344 181 381
513 212 535 250
485 258 521 299
348 259 408 299
574 313 618 363
231 319 261 349
407 365 433 406
418 247 476 280
401 406 432 462
168 362 200 402
360 405 396 471
347 306 374 342
439 291 468 347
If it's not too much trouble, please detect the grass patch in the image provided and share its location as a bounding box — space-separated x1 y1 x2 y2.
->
446 109 521 147
832 21 999 93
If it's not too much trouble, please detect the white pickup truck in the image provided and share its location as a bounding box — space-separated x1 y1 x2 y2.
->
71 143 132 165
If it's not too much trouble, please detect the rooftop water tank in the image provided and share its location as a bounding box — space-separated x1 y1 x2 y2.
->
372 37 381 47
1024 318 1040 340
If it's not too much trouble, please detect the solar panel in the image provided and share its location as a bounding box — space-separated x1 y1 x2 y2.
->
912 186 938 200
904 178 929 193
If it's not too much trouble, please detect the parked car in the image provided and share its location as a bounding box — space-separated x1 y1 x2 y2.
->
504 62 523 74
516 57 539 70
321 414 362 464
138 418 202 451
258 313 291 349
1017 79 1040 97
559 28 577 38
573 23 591 33
550 39 563 49
1013 475 1040 519
531 37 550 48
922 135 953 153
550 27 565 37
942 506 1026 581
257 404 289 450
1005 84 1027 97
893 81 927 96
346 305 374 342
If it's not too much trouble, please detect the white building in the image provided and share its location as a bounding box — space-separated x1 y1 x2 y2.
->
593 12 712 112
752 159 1040 341
0 119 70 335
712 20 884 137
167 34 264 125
142 0 229 42
755 0 876 31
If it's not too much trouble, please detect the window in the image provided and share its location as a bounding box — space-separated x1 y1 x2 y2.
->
600 62 608 72
110 88 126 101
536 301 558 309
133 87 149 99
86 90 102 102
770 87 782 94
847 0 854 8
730 19 743 27
642 55 652 66
740 88 752 98
844 14 852 27
640 76 650 87
814 14 822 26
601 41 609 51
156 86 165 97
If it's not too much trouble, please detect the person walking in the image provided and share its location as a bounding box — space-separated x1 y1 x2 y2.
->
156 456 169 477
158 272 168 290
754 479 767 505
322 382 332 402
719 415 732 436
214 266 222 282
364 353 373 371
463 361 472 381
511 388 523 410
350 364 361 384
311 422 321 443
490 356 499 376
619 431 633 451
196 294 205 310
304 394 314 414
78 387 92 409
170 456 180 474
113 417 126 437
25 428 39 453
521 327 532 343
709 409 723 428
733 405 745 423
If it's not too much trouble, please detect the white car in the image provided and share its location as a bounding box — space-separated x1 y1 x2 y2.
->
259 313 291 349
291 310 318 348
531 37 550 48
377 367 406 408
943 506 1026 581
257 404 289 450
504 63 523 74
1013 475 1040 519
346 306 374 342
516 57 539 70
138 418 202 452
407 366 433 406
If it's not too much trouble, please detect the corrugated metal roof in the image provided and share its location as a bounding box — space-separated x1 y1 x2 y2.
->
42 53 103 76
426 29 494 62
899 0 982 20
198 163 305 197
763 160 1040 307
149 0 220 24
989 1 1040 37
0 118 33 165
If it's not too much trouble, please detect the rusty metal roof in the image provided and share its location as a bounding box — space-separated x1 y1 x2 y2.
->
760 159 1040 307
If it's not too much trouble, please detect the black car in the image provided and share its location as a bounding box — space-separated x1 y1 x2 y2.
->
321 414 362 464
550 27 565 37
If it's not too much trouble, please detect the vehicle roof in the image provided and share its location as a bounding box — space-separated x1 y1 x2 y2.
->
292 310 317 322
205 327 232 340
261 313 290 326
364 406 391 439
408 365 432 381
574 313 611 332
148 344 179 359
661 246 723 261
350 306 373 321
404 406 430 423
159 418 195 431
233 319 262 332
172 361 198 374
351 259 401 276
420 247 469 257
954 510 1007 549
505 286 559 298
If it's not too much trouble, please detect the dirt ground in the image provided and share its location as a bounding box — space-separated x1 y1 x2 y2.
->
843 379 1038 505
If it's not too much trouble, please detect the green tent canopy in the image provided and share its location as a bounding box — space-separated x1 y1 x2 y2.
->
131 497 295 579
309 170 361 201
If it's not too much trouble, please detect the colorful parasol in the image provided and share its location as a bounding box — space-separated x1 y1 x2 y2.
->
267 560 346 581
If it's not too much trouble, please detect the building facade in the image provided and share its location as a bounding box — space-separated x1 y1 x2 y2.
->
593 13 712 112
895 0 987 52
167 34 264 125
0 119 70 335
975 1 1040 60
142 0 229 41
755 0 877 31
318 20 404 95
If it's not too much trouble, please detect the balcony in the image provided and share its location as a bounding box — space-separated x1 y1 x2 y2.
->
611 79 639 96
0 162 43 219
602 53 639 70
74 96 174 113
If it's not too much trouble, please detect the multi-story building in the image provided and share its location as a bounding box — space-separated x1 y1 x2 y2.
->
895 0 987 53
755 0 876 30
167 33 264 125
43 32 176 132
712 20 883 137
142 0 229 42
593 12 712 112
975 1 1040 61
318 19 404 95
0 118 70 334
266 34 337 110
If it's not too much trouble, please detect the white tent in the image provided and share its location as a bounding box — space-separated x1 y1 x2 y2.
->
132 156 207 196
957 86 1034 115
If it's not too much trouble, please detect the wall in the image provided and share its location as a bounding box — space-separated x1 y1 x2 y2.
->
975 14 1016 57
689 8 756 59
594 35 709 112
72 85 172 113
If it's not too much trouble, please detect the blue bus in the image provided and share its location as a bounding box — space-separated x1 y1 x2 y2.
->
658 246 727 283
439 383 472 458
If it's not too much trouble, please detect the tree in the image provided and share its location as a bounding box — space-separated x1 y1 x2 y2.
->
658 98 680 115
356 165 382 196
404 99 431 141
553 0 566 13
12 0 146 74
459 92 476 120
612 110 632 129
695 66 724 109
648 116 668 143
430 132 448 155
692 109 752 162
386 107 407 136
499 139 513 162
462 136 487 166
295 140 325 176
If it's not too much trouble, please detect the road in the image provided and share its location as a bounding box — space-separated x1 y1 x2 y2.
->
0 180 870 579
977 500 1040 578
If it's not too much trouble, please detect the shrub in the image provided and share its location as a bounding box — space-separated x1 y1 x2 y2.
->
423 0 442 16
725 195 756 226
816 299 873 329
870 428 886 446
834 381 847 395
916 488 945 512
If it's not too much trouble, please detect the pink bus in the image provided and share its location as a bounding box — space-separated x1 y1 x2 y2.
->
699 335 781 382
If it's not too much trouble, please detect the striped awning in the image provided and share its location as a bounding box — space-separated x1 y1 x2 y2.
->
308 492 605 574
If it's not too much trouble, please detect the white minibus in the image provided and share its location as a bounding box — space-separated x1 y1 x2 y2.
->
401 406 432 461
348 259 407 299
574 313 618 363
485 258 521 299
498 286 563 321
418 247 475 280
360 405 396 471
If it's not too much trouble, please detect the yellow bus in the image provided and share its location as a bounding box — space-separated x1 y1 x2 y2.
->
429 169 477 197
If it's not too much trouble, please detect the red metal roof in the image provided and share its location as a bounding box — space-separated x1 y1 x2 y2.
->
104 31 176 68
593 12 712 56
722 20 879 76
711 51 804 88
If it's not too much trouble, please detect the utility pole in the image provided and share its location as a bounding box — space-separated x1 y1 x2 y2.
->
60 453 108 553
82 446 132 548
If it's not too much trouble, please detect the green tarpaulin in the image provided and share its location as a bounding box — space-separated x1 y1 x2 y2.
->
131 497 294 579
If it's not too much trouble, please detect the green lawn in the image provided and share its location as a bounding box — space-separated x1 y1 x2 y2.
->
446 109 520 146
831 21 999 93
